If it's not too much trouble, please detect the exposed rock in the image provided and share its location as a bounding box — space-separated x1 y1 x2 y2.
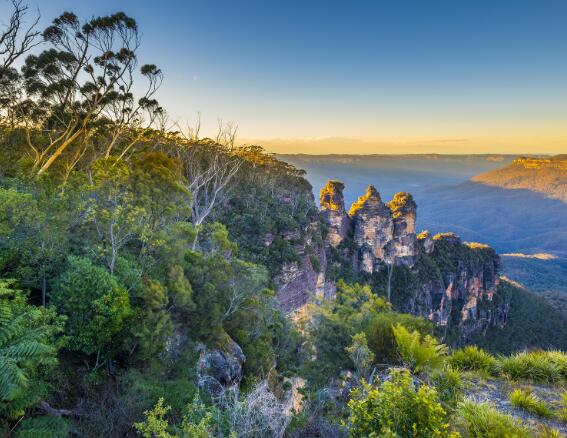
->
320 180 349 247
196 336 245 398
349 186 394 273
317 181 509 342
417 230 435 254
403 233 506 343
274 220 331 312
387 192 418 267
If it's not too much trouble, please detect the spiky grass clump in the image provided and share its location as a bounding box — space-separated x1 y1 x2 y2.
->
509 388 553 418
497 351 564 384
449 346 498 374
559 391 567 423
430 366 463 410
457 400 531 438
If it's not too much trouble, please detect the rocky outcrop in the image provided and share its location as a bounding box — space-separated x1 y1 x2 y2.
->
196 336 246 398
387 192 418 267
349 186 395 273
274 219 332 312
271 177 508 343
320 180 350 247
405 233 506 343
318 181 509 342
345 185 419 273
417 230 435 254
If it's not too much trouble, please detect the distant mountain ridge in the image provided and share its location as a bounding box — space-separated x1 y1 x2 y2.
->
472 155 567 203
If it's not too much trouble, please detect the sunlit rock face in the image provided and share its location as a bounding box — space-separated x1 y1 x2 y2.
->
387 192 418 267
317 181 508 343
320 180 350 247
418 230 435 254
346 186 418 273
407 234 506 343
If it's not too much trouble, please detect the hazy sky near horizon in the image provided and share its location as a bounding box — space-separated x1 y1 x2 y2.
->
2 0 567 154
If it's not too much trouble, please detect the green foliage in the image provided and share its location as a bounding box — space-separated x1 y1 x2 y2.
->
51 256 131 360
456 400 530 438
471 280 567 353
509 388 553 418
346 369 456 437
365 311 433 366
497 351 567 384
134 397 174 438
559 391 567 423
308 280 431 383
345 332 374 379
449 346 498 374
392 324 447 373
13 416 70 438
0 280 63 429
429 366 463 411
134 395 216 438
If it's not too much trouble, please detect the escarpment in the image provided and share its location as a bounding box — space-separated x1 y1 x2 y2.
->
267 179 509 343
226 164 510 342
316 181 508 342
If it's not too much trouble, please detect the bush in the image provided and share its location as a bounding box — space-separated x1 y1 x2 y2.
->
497 351 564 384
429 366 463 411
346 369 457 437
457 400 531 437
509 388 553 418
51 256 132 361
392 324 447 373
449 346 497 374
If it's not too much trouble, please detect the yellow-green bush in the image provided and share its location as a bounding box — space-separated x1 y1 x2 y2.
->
346 369 458 437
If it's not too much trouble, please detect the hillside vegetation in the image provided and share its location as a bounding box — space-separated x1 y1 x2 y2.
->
1 4 567 437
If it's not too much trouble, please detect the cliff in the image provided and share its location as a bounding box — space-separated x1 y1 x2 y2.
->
318 181 509 343
472 155 567 203
218 154 509 342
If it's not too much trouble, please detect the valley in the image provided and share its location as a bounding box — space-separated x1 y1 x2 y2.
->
280 154 567 300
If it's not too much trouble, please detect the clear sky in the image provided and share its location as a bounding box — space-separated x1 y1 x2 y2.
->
2 0 567 154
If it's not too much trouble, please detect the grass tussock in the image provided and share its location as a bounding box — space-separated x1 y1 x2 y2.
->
509 388 553 418
449 346 498 373
498 351 566 384
457 400 531 437
559 392 567 423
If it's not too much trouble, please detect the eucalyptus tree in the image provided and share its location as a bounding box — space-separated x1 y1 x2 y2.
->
0 0 40 128
17 11 162 175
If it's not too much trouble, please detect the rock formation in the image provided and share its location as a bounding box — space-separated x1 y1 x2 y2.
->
316 181 509 343
342 185 418 273
273 219 332 312
320 180 349 247
271 178 508 343
407 233 506 343
349 186 395 273
196 336 246 398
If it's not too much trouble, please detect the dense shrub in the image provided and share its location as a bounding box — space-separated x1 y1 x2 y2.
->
497 351 565 384
392 323 447 373
346 369 457 437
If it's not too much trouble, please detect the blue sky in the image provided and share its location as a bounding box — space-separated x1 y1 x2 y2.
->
2 0 567 153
